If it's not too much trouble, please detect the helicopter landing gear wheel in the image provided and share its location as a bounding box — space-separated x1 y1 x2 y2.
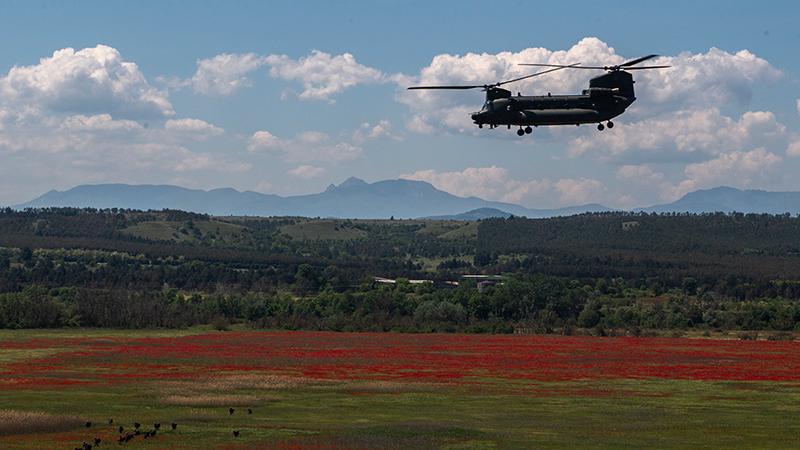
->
597 123 605 131
524 126 533 134
516 128 525 136
607 121 614 129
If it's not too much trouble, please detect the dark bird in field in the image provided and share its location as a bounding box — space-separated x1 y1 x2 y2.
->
118 425 124 434
229 407 235 415
85 421 92 428
247 408 253 414
171 422 177 430
93 437 101 446
134 422 140 429
154 422 161 430
233 430 240 437
108 418 113 424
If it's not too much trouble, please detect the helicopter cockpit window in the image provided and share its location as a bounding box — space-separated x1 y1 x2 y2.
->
482 100 493 112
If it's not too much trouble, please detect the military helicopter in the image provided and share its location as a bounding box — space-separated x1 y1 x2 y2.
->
408 54 669 136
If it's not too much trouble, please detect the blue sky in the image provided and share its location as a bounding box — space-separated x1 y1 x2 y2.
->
0 0 798 208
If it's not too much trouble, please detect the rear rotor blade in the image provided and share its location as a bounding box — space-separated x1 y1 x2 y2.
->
496 63 580 86
521 56 668 72
407 85 485 90
519 63 606 70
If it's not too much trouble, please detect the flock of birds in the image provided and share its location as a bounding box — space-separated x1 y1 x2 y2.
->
71 407 253 449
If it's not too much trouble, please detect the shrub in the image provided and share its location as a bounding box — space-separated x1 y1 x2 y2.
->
766 331 795 341
211 316 231 331
737 331 759 341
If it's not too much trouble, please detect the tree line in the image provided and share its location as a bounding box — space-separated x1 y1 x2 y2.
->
1 208 800 332
2 277 798 333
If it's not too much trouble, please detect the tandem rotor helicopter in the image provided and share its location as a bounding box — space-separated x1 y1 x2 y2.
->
408 54 670 136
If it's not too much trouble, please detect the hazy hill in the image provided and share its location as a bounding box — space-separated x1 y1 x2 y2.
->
641 187 800 214
16 178 612 219
424 208 514 221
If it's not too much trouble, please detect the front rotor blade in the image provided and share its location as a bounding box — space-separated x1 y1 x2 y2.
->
620 54 659 67
407 85 484 90
619 65 671 70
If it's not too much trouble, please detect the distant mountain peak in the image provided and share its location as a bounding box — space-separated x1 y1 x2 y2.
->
209 187 240 194
338 177 368 188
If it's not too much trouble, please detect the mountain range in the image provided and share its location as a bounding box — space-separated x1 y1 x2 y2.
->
15 177 609 219
13 179 800 219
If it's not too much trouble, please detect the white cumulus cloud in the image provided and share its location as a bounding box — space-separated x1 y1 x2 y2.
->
248 129 362 162
402 166 510 199
634 48 780 107
787 137 800 157
616 164 665 183
182 53 268 96
352 120 402 143
166 50 386 100
287 165 325 179
165 118 224 139
60 114 143 132
247 130 283 152
0 45 173 119
569 109 787 160
265 50 385 101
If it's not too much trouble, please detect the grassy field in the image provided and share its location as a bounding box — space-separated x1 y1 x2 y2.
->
279 220 368 241
414 221 477 239
122 220 246 243
1 329 799 449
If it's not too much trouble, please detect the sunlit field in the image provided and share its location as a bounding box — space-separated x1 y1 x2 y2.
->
1 329 799 449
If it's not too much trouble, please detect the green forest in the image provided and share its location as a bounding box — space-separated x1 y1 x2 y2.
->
1 208 799 335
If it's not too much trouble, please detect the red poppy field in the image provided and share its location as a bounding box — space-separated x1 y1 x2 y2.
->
1 330 799 449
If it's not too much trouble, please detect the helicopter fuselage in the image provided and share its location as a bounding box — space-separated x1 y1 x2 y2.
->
471 92 633 127
470 70 637 131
